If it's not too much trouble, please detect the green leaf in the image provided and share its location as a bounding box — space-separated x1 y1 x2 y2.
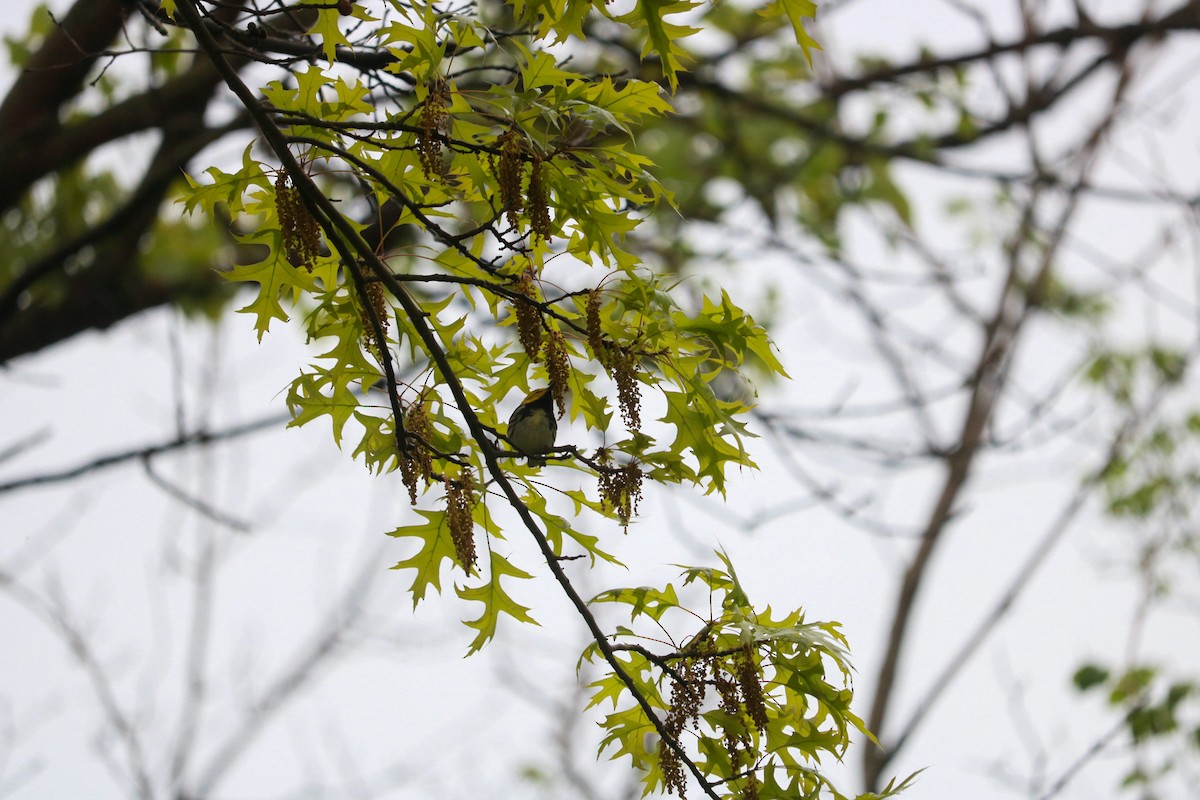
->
286 368 361 444
516 43 577 90
1073 663 1111 692
1111 666 1157 704
223 230 319 339
389 509 461 606
456 551 539 654
660 388 756 495
757 0 822 67
309 9 352 63
615 0 702 92
597 704 662 781
589 583 681 622
584 553 880 799
528 489 623 565
180 144 269 217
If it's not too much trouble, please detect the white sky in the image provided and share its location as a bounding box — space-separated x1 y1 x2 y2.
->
2 2 1198 799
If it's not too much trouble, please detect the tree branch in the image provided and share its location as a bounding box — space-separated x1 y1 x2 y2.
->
173 1 721 793
0 412 288 496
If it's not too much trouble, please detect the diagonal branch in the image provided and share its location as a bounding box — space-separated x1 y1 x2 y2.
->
883 375 1171 770
173 1 720 795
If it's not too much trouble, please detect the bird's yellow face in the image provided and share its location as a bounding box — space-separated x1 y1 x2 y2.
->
521 387 552 408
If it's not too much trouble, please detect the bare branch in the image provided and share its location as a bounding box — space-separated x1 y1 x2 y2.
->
0 412 288 496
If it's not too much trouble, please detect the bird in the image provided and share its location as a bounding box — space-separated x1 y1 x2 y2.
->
506 387 557 467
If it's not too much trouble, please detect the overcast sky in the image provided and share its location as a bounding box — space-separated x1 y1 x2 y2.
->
2 2 1199 799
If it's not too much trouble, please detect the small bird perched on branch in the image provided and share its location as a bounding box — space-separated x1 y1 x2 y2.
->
507 387 557 467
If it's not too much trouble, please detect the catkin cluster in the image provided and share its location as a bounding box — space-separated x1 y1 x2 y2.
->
612 348 641 433
495 128 525 229
513 267 542 361
585 289 610 370
735 644 769 734
527 154 551 240
446 468 476 574
661 655 708 799
714 647 767 800
418 78 450 179
543 328 570 416
598 461 642 529
586 288 642 435
357 260 389 357
399 397 434 505
659 642 769 800
492 129 552 239
275 172 320 272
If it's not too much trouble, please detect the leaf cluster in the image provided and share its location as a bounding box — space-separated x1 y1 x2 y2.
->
584 552 916 799
1074 662 1200 793
165 0 899 796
